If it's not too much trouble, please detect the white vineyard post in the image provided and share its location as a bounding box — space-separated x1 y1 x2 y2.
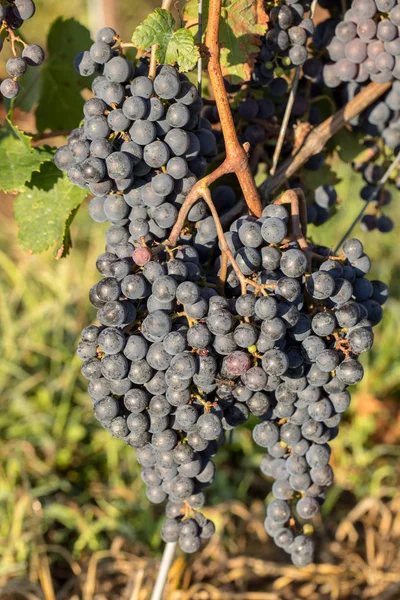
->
150 541 178 600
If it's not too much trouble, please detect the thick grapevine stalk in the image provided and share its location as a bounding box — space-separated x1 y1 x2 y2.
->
206 0 262 217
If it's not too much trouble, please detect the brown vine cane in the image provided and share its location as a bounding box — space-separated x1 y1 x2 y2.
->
221 81 392 226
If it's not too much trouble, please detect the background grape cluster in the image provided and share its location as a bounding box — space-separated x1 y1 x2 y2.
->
322 0 400 88
215 0 400 239
0 0 44 99
255 0 313 82
311 0 399 233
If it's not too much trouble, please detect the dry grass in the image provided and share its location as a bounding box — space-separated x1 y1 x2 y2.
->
2 495 400 600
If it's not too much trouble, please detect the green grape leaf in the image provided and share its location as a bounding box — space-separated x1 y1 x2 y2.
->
303 162 340 191
54 205 80 259
0 117 54 193
14 165 88 254
183 0 268 83
26 159 63 191
132 9 175 49
164 28 200 72
132 8 199 72
34 18 93 132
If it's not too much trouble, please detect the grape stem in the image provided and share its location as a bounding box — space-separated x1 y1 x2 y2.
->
206 0 262 217
176 311 198 327
3 24 27 56
249 142 267 175
197 0 203 96
166 162 231 246
276 188 346 267
31 130 72 141
274 188 309 252
202 188 268 295
218 251 229 295
270 66 301 177
149 0 174 79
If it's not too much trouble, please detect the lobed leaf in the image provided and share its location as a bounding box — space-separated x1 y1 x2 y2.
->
132 8 199 72
14 164 88 254
164 28 200 72
0 117 54 193
132 8 175 50
54 205 81 260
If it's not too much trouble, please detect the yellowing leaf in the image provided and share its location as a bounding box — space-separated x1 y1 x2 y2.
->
183 0 268 84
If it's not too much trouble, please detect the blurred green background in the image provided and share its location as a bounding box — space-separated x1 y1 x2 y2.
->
1 1 400 599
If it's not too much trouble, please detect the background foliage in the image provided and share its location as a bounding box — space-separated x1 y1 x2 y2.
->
0 1 400 598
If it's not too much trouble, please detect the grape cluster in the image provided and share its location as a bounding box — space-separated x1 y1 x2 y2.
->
323 81 396 234
0 1 45 99
79 249 232 553
66 23 389 565
64 27 227 554
254 0 313 85
204 5 332 200
350 145 394 233
55 27 217 242
208 207 386 565
77 185 387 561
234 78 290 148
322 0 400 88
313 10 400 149
206 17 330 193
306 11 398 236
344 78 400 149
208 82 327 172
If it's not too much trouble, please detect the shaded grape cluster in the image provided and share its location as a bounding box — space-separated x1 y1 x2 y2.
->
254 0 313 85
350 144 395 233
0 0 45 99
207 81 327 174
306 185 338 227
344 78 400 149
